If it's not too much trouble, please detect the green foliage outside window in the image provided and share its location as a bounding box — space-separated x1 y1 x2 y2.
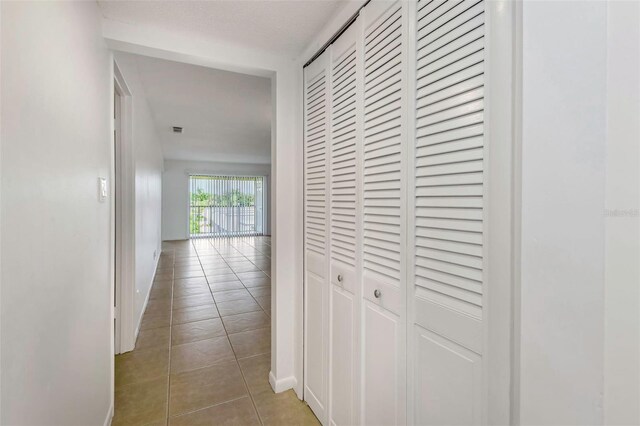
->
189 187 256 234
190 188 255 207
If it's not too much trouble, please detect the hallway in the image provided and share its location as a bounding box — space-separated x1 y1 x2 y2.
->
114 236 318 425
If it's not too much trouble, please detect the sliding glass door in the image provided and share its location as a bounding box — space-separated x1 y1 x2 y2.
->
189 175 265 238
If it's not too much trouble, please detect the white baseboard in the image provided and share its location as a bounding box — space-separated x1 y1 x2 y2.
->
103 403 114 426
269 371 298 394
133 250 161 341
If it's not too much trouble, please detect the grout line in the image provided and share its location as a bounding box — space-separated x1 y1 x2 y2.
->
169 395 250 420
140 237 274 425
195 238 266 426
218 238 271 312
165 248 176 426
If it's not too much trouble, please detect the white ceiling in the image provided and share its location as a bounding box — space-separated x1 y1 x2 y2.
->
132 54 272 164
98 0 347 59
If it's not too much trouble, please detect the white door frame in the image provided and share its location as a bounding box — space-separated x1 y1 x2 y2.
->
483 0 521 423
103 26 304 395
112 60 137 354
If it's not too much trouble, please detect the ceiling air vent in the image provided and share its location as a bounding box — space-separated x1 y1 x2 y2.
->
172 126 183 133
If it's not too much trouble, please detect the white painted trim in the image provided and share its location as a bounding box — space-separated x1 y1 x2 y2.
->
107 54 115 426
102 403 114 426
269 370 298 394
484 1 520 423
511 1 523 423
113 59 137 354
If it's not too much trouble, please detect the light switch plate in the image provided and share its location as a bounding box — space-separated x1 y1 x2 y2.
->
98 177 108 202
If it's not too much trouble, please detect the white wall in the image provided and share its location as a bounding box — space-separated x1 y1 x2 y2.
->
162 159 271 240
604 2 640 424
113 52 164 333
520 1 608 424
0 2 112 424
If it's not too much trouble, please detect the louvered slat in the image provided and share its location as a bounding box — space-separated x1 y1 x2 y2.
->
305 69 328 256
363 2 404 287
331 44 358 267
414 0 485 317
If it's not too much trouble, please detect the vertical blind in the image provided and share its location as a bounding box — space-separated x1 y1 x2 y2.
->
189 175 265 238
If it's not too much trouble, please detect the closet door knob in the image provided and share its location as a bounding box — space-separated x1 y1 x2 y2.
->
337 274 343 283
374 289 382 298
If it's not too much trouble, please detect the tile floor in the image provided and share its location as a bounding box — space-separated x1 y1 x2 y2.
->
114 236 319 426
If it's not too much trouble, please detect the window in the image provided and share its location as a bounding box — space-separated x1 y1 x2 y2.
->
189 175 265 237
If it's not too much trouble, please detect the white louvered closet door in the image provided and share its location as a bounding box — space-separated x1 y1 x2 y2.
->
361 1 407 425
409 0 486 424
328 19 362 426
303 51 330 424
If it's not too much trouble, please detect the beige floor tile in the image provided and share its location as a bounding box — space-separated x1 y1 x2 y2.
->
212 289 252 303
236 271 269 281
172 304 218 325
169 361 248 416
222 311 270 335
231 265 261 273
116 237 317 425
203 267 234 275
113 377 168 426
254 296 271 313
174 265 204 273
140 317 172 333
172 318 226 345
251 260 271 269
237 353 271 394
207 273 239 283
168 397 259 426
149 286 173 301
228 327 270 359
174 270 204 279
202 268 233 275
200 259 231 266
209 281 244 292
173 259 201 266
146 299 172 315
171 336 235 374
140 309 172 330
139 419 167 426
174 277 208 286
174 252 199 259
241 277 271 288
217 298 262 317
115 346 169 388
172 284 210 298
172 294 214 310
245 255 269 262
151 280 173 290
154 271 174 281
247 287 270 298
198 256 225 263
136 326 171 350
253 389 319 426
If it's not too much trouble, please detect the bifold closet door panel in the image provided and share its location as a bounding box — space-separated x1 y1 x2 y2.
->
410 0 486 424
304 50 330 423
329 19 362 426
361 1 407 425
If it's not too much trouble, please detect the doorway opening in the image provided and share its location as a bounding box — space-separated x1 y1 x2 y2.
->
189 175 266 238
